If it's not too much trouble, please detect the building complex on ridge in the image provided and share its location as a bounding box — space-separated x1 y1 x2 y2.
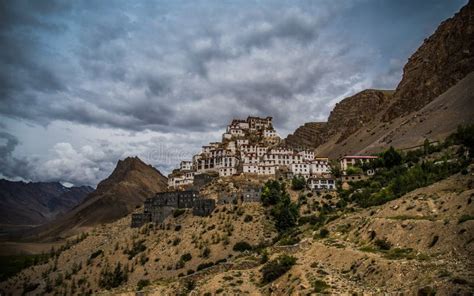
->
168 116 333 189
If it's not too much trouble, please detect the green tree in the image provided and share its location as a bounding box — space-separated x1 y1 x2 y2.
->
261 255 296 284
291 175 306 190
261 180 284 206
271 194 299 232
383 146 402 168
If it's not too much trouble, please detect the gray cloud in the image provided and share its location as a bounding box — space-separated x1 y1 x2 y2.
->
0 132 36 181
0 0 467 185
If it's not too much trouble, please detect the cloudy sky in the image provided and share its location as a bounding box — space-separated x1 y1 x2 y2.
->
0 0 467 187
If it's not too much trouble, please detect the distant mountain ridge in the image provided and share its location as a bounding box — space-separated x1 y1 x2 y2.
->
0 180 93 228
285 1 474 155
28 156 168 240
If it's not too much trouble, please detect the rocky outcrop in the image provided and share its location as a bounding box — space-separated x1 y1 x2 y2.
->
285 122 327 148
327 89 393 142
383 1 474 121
285 89 393 148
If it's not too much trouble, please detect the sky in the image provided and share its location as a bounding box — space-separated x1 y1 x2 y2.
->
0 0 467 187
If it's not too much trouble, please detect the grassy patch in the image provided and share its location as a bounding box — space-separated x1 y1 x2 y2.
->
458 215 474 224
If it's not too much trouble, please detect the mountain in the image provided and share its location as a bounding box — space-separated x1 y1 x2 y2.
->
29 156 167 240
285 1 474 155
285 89 394 149
383 1 474 121
0 180 92 228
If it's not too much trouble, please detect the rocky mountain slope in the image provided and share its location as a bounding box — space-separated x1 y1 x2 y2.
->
383 1 474 121
316 72 474 158
0 180 92 228
1 168 472 295
285 1 474 154
27 157 167 240
286 89 394 149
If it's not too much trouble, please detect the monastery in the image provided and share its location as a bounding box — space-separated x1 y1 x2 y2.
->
167 116 332 189
132 116 379 228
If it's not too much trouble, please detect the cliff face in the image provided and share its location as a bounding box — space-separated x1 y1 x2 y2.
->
383 1 474 121
285 89 393 148
327 89 393 142
285 122 327 148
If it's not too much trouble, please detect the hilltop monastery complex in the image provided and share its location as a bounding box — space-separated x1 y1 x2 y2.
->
168 116 336 190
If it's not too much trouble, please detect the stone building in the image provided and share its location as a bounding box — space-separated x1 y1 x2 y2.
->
241 186 262 203
193 199 216 216
168 115 328 188
131 190 215 227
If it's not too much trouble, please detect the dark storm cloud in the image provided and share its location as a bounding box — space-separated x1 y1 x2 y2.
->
0 0 363 133
0 0 468 185
0 132 35 181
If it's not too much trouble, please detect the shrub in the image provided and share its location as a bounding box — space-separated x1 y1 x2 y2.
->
180 253 192 262
139 254 149 265
172 238 181 246
124 240 146 260
197 262 214 271
137 279 150 291
291 176 306 190
89 249 103 260
202 247 211 258
243 215 253 222
313 279 330 293
458 215 474 224
428 235 439 248
233 241 253 252
99 263 128 290
278 236 300 246
319 228 329 238
22 282 39 294
374 239 392 250
183 279 195 291
261 255 296 284
175 225 182 231
173 209 186 218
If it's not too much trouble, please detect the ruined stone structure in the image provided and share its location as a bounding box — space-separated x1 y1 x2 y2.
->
131 190 215 228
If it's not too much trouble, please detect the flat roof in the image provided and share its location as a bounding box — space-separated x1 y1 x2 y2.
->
342 155 379 159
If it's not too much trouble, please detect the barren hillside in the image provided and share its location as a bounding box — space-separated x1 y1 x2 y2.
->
2 168 471 295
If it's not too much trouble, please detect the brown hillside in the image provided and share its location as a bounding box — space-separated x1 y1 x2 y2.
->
2 170 472 295
28 157 167 240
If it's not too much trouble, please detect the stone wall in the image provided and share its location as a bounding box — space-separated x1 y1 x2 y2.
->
131 213 151 228
192 199 216 216
131 190 215 227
